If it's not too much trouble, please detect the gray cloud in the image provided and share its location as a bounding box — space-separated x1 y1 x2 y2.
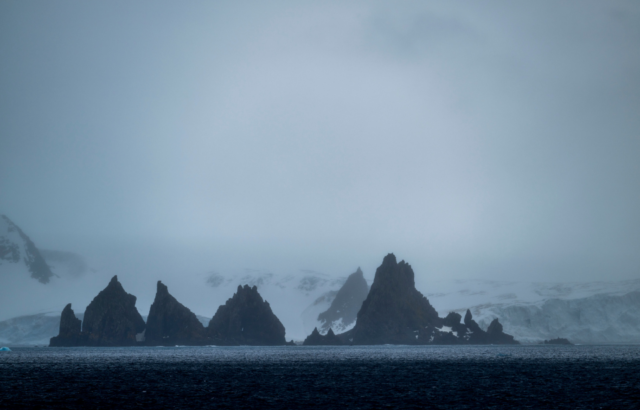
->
1 1 639 283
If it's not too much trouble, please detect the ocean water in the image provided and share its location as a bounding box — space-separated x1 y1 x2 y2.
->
1 345 639 409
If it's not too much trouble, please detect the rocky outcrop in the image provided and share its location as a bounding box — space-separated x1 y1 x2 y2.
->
442 312 467 336
49 304 85 346
207 285 288 345
1 215 54 283
145 281 208 346
303 328 342 346
338 254 519 345
347 254 441 345
463 310 518 344
486 318 518 344
82 276 146 346
317 268 369 333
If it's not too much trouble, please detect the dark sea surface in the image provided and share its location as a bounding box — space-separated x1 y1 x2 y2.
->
1 345 639 409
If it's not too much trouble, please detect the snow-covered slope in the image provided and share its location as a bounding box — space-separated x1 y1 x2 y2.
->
0 215 53 283
422 279 640 344
0 312 61 346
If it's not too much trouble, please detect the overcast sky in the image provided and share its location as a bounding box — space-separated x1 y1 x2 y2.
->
1 1 639 282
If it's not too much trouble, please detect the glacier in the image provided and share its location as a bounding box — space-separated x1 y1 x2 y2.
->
423 279 640 344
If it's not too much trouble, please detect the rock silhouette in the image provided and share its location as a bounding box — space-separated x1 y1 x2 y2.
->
303 328 343 346
347 254 440 344
49 304 85 346
208 285 287 345
82 276 146 346
145 281 208 346
339 254 519 345
317 267 369 333
463 310 518 345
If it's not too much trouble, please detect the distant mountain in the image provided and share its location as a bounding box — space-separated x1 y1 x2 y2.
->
0 215 53 283
317 268 369 334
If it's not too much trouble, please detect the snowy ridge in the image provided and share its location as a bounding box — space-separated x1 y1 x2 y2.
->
423 279 640 344
0 215 54 283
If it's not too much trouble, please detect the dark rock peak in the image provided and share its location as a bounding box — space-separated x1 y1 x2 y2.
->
60 304 81 334
82 276 145 346
303 327 342 346
338 254 519 345
145 281 207 346
463 312 518 345
208 284 287 346
50 303 85 347
443 312 462 327
1 214 54 284
350 254 440 345
485 318 517 344
464 309 483 334
487 319 503 334
317 267 369 333
464 309 473 325
157 280 168 294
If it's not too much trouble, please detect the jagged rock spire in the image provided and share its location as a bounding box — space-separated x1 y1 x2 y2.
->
82 275 145 346
207 284 287 346
350 253 439 344
145 281 207 346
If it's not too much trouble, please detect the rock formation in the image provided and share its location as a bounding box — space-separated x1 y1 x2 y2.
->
317 267 369 333
49 304 85 346
82 276 146 346
486 318 518 344
347 254 441 344
145 281 208 346
463 310 518 345
207 285 288 345
339 254 519 345
1 215 54 283
303 328 342 346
